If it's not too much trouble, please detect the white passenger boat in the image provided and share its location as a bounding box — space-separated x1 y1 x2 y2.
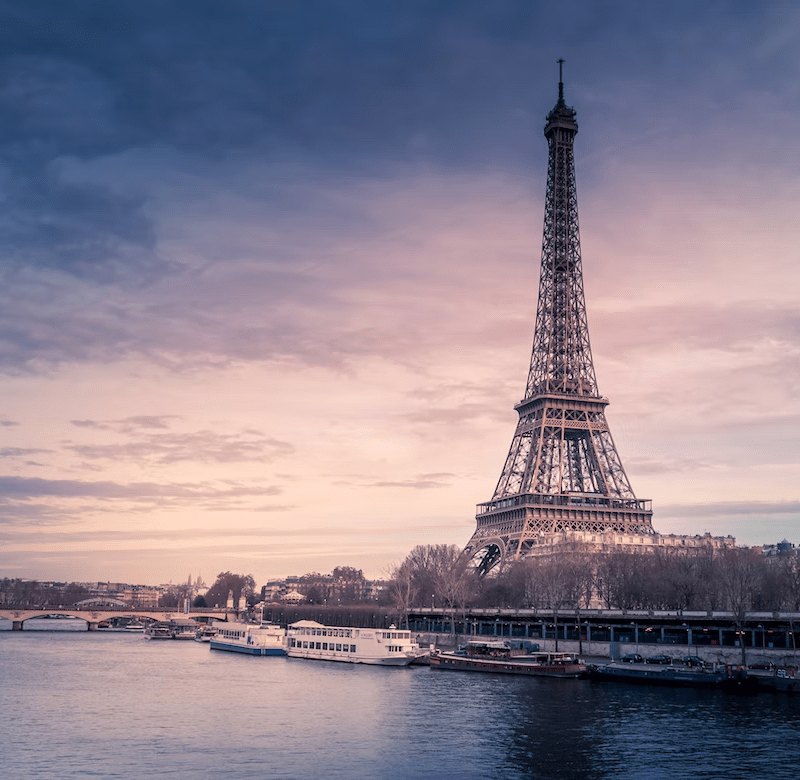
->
194 625 217 642
144 619 197 640
287 620 419 666
209 622 287 656
169 619 199 639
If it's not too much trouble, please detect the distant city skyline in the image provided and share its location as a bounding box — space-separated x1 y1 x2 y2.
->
1 2 799 584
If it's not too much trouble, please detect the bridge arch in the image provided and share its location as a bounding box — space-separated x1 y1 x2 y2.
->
74 598 130 607
0 607 235 630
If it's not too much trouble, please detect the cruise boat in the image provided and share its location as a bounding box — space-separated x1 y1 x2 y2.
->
169 619 198 639
430 640 586 678
144 621 174 640
209 622 287 656
194 624 217 642
287 620 419 666
144 619 197 640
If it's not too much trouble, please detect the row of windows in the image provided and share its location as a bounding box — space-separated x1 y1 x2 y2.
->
296 628 353 638
380 632 410 640
291 639 356 652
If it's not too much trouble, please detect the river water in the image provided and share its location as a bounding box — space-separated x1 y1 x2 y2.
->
1 621 798 779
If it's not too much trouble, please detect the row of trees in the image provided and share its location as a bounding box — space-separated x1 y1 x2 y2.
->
388 543 800 627
5 547 799 621
0 574 257 610
0 579 90 607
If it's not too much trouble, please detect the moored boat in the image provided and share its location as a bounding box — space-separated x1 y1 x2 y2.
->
770 669 800 693
144 621 173 640
209 622 287 656
430 640 586 678
588 661 760 692
589 661 724 687
195 624 217 642
286 620 419 666
144 619 197 640
169 619 198 639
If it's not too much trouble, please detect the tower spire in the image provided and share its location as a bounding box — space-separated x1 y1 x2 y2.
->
463 74 653 575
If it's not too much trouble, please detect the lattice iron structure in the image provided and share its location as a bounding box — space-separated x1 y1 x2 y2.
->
464 66 653 575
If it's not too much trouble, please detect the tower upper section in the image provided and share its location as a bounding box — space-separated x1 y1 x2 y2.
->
525 72 598 400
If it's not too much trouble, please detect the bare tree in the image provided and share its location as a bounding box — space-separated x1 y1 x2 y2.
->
651 549 706 610
780 551 800 611
392 544 476 634
718 548 762 666
475 560 530 608
387 560 417 629
593 552 646 609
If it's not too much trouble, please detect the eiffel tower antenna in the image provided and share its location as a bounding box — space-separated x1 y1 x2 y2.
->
464 64 654 575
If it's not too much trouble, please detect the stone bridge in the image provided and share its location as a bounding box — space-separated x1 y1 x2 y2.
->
0 606 235 631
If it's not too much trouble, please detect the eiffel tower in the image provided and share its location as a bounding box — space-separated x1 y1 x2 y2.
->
464 63 654 574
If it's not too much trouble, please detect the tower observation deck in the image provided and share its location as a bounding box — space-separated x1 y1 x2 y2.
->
464 65 654 575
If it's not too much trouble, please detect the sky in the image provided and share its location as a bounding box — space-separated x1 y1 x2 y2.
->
0 0 799 586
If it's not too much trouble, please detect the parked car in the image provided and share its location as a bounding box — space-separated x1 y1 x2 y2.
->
620 653 643 663
646 654 673 665
682 655 705 668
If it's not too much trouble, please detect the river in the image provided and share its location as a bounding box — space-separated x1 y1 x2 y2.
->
1 621 798 779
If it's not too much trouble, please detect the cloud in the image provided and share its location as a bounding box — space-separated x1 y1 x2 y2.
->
367 475 455 490
626 457 721 476
70 420 110 430
658 500 800 519
0 164 538 374
65 430 293 465
0 447 52 458
593 302 800 359
0 475 282 513
1 1 799 583
71 416 177 431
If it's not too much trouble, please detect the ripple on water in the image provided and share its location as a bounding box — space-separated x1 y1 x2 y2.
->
2 632 799 780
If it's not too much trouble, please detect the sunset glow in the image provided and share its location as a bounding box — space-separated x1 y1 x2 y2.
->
1 2 799 583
